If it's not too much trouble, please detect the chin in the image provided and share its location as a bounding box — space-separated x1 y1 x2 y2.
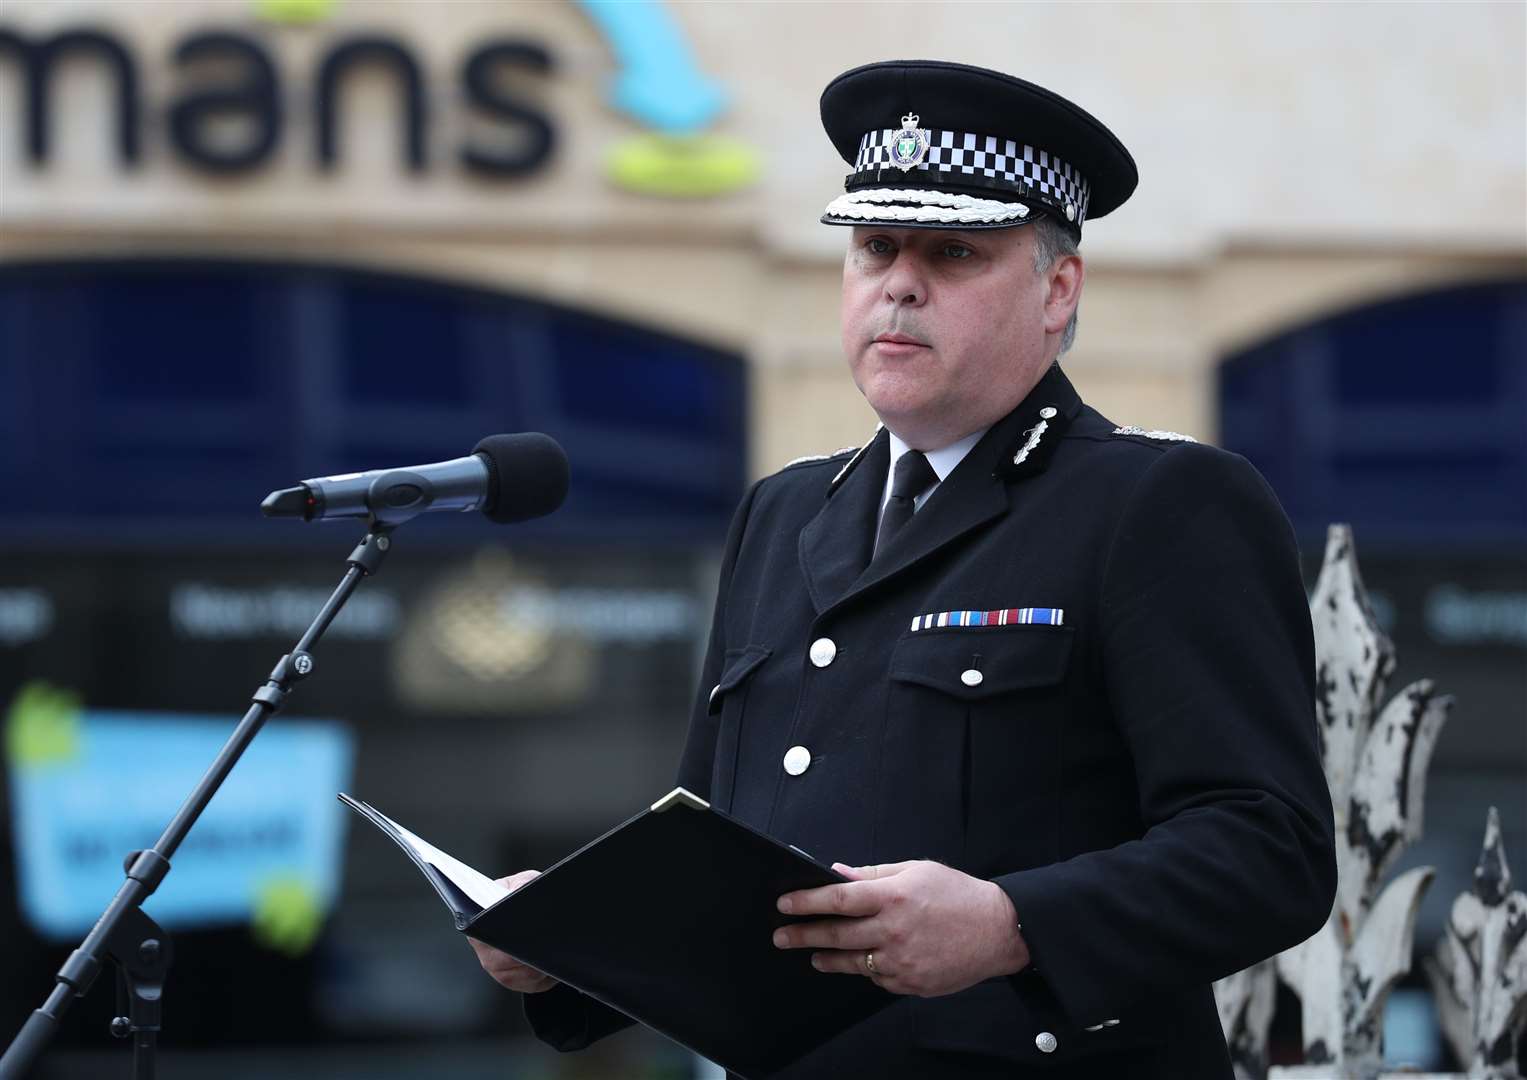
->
862 370 932 412
865 401 939 443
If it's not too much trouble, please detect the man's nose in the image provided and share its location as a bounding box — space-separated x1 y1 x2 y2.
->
882 253 927 306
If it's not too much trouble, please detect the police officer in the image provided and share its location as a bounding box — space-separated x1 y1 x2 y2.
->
474 59 1337 1078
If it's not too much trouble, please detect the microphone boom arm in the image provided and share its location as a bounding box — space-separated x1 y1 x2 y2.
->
0 523 396 1080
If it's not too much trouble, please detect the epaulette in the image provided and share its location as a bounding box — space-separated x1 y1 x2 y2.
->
783 445 860 470
827 423 884 493
1111 426 1197 443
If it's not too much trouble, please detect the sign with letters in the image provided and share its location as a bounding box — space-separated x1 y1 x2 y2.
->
6 687 353 949
0 0 756 198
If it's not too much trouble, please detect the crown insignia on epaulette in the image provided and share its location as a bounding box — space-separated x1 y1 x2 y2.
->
784 445 860 469
1112 426 1197 443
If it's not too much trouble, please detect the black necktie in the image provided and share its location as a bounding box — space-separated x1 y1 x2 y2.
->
876 450 938 556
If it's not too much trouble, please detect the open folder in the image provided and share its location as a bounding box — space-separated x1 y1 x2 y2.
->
339 787 894 1077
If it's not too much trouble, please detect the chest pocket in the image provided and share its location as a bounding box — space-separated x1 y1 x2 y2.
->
882 626 1075 873
889 625 1073 698
706 645 771 813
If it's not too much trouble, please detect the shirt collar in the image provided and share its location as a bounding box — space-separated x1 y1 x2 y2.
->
886 427 990 483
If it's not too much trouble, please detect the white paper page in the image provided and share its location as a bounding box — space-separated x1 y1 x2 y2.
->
390 821 511 911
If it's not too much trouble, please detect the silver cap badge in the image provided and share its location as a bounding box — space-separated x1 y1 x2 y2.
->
888 113 930 171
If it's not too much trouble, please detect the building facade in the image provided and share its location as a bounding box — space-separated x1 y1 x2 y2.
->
1 2 1523 1074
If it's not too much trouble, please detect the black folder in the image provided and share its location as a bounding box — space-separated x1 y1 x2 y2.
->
340 787 894 1077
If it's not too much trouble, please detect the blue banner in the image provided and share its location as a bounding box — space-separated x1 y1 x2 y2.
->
7 695 353 949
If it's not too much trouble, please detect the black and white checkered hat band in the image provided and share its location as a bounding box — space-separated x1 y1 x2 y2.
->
846 127 1091 227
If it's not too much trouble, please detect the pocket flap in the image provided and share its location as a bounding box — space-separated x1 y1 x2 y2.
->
706 645 772 714
890 626 1073 699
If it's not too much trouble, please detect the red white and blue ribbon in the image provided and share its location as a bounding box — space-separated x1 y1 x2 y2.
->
910 607 1065 632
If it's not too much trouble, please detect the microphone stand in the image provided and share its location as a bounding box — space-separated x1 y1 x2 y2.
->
0 523 396 1080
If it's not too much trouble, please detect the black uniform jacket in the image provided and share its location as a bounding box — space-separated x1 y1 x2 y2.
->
526 366 1337 1078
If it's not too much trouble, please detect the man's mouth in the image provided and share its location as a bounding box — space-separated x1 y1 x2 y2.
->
872 333 928 347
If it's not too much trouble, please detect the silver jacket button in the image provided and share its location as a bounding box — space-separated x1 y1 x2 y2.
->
783 745 811 775
960 668 984 687
809 638 837 667
1035 1031 1058 1054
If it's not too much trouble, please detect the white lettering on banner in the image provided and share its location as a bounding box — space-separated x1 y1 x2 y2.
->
0 588 54 646
1425 585 1527 648
62 816 301 867
169 583 400 640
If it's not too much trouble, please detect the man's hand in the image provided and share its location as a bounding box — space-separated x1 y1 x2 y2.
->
772 860 1030 997
467 871 558 993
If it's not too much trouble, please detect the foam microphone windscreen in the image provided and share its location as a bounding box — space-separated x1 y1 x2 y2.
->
473 433 570 524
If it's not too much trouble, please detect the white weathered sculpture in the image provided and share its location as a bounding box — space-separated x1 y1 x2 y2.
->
1217 958 1276 1080
1424 807 1527 1079
1216 524 1453 1078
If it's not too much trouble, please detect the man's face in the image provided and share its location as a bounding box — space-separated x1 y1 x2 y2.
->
839 223 1079 450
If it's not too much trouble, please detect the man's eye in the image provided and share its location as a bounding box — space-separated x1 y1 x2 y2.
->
865 238 894 255
943 243 973 259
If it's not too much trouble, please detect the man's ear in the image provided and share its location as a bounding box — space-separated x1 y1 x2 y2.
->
1044 254 1085 335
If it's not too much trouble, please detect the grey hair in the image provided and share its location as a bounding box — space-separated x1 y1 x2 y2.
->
1029 216 1080 355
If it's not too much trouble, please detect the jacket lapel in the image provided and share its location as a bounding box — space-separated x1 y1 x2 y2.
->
798 366 1084 616
798 429 888 613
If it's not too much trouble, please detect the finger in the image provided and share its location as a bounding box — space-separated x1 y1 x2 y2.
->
467 936 498 963
809 950 882 976
778 880 885 917
499 969 556 992
468 936 522 975
524 971 558 992
467 936 554 988
486 963 556 992
773 917 880 951
494 870 542 892
480 951 530 978
831 861 917 880
504 965 558 992
807 951 911 995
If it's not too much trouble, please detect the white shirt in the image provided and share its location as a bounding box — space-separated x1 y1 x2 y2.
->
878 427 990 537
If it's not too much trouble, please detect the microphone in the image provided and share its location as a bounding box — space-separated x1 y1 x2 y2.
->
260 433 569 526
